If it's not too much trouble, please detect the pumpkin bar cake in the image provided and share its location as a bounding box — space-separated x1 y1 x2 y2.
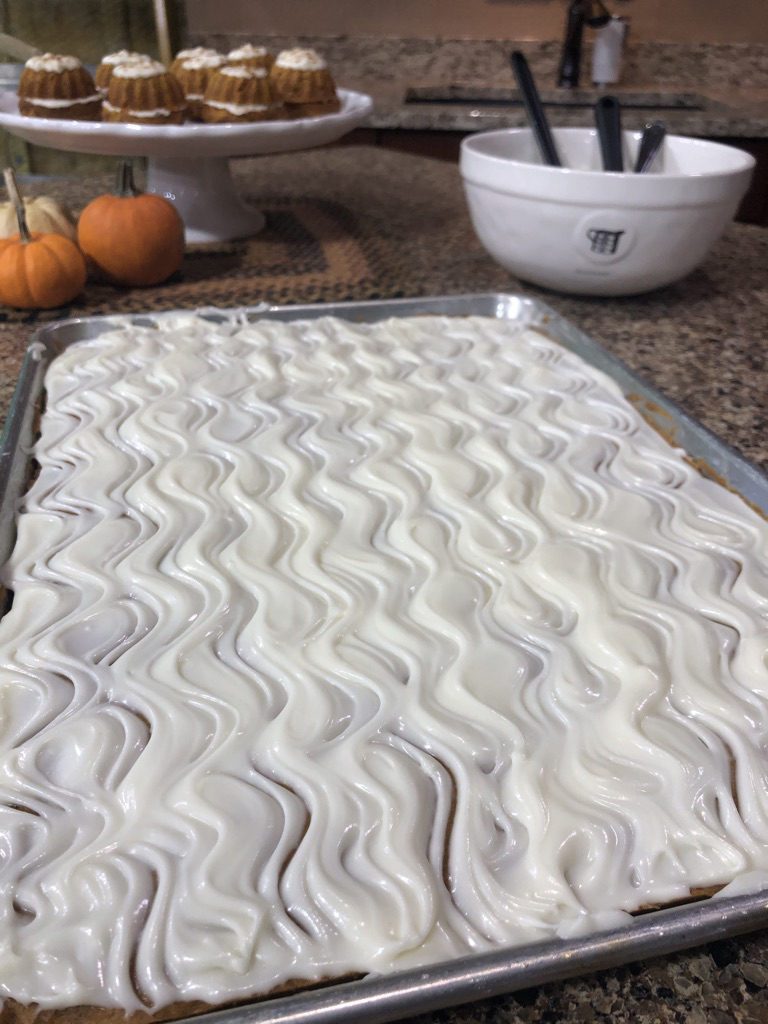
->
1 313 767 1018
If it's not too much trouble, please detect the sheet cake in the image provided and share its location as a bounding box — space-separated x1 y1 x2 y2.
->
0 313 767 1016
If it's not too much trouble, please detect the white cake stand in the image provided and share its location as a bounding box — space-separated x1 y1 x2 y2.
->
0 89 373 242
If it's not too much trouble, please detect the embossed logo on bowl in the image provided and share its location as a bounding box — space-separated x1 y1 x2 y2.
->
574 211 637 264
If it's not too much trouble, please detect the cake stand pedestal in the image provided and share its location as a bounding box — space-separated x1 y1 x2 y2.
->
146 156 265 242
0 90 373 243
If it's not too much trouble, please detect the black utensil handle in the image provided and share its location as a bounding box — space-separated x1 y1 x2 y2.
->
634 121 666 173
595 95 624 172
510 51 562 168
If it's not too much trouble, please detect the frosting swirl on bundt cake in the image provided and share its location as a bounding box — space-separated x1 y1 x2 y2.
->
201 64 284 123
274 47 329 71
103 59 187 124
169 46 222 77
18 53 101 121
94 50 153 95
226 42 274 70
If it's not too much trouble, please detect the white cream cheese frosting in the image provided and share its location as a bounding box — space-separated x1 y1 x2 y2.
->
25 94 100 108
175 46 221 62
0 313 767 1012
112 59 167 79
100 50 151 67
219 64 268 79
202 99 271 115
24 53 81 73
274 47 327 71
227 43 271 60
180 54 225 72
102 101 175 118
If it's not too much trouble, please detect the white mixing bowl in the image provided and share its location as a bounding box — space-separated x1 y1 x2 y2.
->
460 128 755 296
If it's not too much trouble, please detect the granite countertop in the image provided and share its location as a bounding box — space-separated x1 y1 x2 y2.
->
359 38 768 139
1 146 768 1022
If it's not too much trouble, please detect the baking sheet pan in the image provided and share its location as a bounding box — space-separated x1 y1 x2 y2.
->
1 292 767 1024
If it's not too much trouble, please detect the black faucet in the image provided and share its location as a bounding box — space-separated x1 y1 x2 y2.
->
557 0 611 89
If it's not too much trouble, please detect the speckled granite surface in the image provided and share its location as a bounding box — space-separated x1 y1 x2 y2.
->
189 35 768 138
1 147 768 1022
401 933 768 1023
365 89 768 140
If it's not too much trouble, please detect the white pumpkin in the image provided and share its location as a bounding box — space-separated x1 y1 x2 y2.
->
0 195 77 241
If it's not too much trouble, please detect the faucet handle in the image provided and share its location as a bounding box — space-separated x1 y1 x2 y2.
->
586 0 612 27
557 0 612 89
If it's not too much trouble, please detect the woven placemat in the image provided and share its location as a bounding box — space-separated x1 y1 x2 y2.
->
0 197 389 327
0 148 511 347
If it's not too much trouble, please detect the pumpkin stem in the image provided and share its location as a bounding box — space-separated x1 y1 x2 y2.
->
116 160 141 198
3 166 31 243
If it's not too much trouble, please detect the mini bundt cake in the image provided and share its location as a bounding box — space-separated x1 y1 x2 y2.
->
269 48 339 117
18 53 101 121
225 43 274 71
174 52 225 119
94 50 152 95
103 59 187 124
169 46 222 77
201 64 283 123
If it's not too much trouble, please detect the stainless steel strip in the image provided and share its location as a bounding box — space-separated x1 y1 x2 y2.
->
0 341 48 569
0 292 766 1024
182 888 768 1024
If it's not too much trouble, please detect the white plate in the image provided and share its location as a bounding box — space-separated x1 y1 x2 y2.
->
0 89 373 242
0 89 373 158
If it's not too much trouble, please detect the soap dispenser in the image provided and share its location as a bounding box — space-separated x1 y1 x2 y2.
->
556 0 612 89
592 15 629 86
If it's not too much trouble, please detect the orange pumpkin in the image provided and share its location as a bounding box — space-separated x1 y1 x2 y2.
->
0 169 86 310
77 161 185 287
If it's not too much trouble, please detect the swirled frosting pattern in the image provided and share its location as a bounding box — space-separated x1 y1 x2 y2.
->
1 314 767 1011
